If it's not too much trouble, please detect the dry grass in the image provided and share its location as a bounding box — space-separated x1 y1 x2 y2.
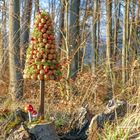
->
0 59 140 139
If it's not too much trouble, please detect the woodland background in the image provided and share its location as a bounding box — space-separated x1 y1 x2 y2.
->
0 0 140 139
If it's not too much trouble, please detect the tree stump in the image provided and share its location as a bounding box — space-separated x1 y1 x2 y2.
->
29 123 60 140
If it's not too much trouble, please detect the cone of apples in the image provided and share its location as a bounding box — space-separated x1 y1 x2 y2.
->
23 11 62 81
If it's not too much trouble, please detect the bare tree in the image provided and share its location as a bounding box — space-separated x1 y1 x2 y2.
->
81 0 89 71
69 0 80 77
122 0 129 89
0 0 6 76
91 0 98 74
58 0 65 57
21 0 32 69
9 0 23 100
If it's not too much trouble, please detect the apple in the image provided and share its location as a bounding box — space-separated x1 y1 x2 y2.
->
48 25 53 30
39 42 45 47
37 18 41 22
38 74 44 80
43 65 48 69
33 64 37 69
48 70 53 75
37 53 42 59
48 39 54 44
44 74 49 80
41 59 46 63
48 54 53 60
36 69 40 74
33 50 37 54
31 74 37 80
34 57 39 63
52 60 57 63
23 74 27 79
41 18 46 24
33 55 36 59
43 54 47 59
50 66 54 70
41 28 46 33
45 44 51 49
51 45 55 49
37 64 43 69
50 49 55 54
38 26 43 31
47 60 51 63
40 69 45 75
41 50 45 55
53 54 57 59
44 24 48 29
43 38 47 43
44 67 48 73
43 33 48 39
38 38 42 43
49 35 55 40
49 75 55 80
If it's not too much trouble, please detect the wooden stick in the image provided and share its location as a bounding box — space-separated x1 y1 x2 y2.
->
38 80 45 119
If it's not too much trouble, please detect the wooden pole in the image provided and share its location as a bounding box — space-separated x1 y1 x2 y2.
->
38 80 45 119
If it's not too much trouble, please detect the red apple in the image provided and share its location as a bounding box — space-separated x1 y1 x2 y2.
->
44 67 49 73
38 26 43 31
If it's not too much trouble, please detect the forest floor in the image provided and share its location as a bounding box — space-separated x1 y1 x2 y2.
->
0 68 140 140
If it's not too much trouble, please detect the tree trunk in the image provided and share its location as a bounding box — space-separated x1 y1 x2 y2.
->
122 0 128 90
81 0 89 71
113 0 118 59
91 0 98 74
0 0 6 76
35 0 39 13
21 0 32 69
0 30 2 72
97 0 100 63
69 0 80 77
106 0 112 68
59 0 65 58
9 0 23 100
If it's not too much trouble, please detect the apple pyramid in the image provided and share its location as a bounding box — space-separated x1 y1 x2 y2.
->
23 11 62 81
